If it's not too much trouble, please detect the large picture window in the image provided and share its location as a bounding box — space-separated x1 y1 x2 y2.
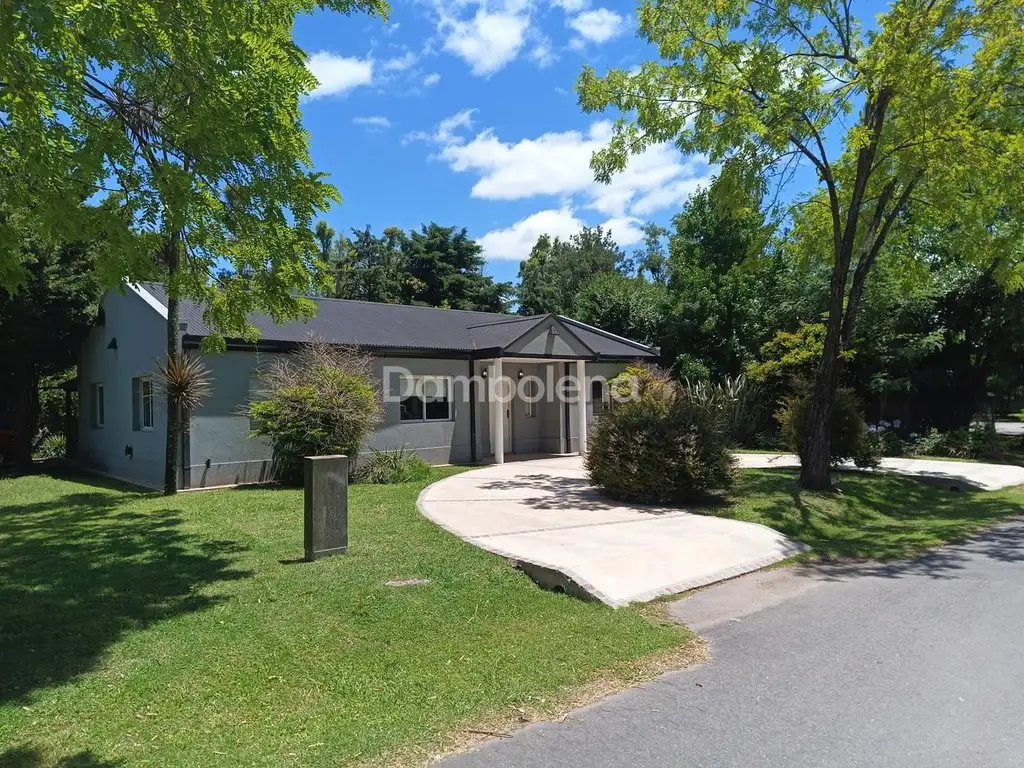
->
132 376 154 430
399 376 452 422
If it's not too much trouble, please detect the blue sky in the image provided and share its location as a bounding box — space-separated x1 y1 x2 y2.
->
294 0 719 285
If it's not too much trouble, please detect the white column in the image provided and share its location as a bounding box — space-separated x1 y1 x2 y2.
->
492 358 504 464
576 359 587 456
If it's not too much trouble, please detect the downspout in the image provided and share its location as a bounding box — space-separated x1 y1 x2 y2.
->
563 362 571 454
468 358 477 463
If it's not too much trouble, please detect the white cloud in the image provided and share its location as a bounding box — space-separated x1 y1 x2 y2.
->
423 72 442 87
383 51 417 71
552 0 589 10
567 8 626 44
306 52 374 99
442 10 530 76
528 35 558 68
404 108 478 146
434 118 713 218
353 116 391 130
479 208 585 261
601 216 646 246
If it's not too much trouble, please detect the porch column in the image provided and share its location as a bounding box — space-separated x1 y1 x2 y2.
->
576 359 587 456
492 358 504 464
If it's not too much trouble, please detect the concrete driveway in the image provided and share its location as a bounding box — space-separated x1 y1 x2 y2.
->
418 456 804 607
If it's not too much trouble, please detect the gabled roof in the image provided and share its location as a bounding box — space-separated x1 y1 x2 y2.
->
136 282 657 360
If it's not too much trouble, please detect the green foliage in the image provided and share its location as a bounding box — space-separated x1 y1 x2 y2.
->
321 223 511 312
573 272 666 345
748 323 854 390
660 186 780 378
2 0 388 338
683 374 765 448
246 341 382 484
353 447 431 484
516 227 623 316
586 379 735 504
0 234 98 464
608 364 677 404
776 386 879 469
909 424 1003 460
154 355 212 414
33 433 67 461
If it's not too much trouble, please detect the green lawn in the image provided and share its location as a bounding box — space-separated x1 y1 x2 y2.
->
0 469 691 768
708 469 1024 560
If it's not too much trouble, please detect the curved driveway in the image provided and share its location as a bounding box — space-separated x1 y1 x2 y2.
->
418 456 804 607
418 454 1024 608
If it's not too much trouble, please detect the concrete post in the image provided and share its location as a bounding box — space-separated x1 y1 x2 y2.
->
304 455 349 561
576 359 587 456
492 358 504 464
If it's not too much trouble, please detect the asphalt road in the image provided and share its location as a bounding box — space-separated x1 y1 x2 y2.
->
995 421 1024 437
442 519 1024 768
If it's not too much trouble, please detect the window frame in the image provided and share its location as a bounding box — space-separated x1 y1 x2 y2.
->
398 375 454 423
132 376 155 431
91 382 105 428
590 379 609 414
523 378 538 418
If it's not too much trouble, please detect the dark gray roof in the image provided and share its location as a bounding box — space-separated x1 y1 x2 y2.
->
140 283 656 360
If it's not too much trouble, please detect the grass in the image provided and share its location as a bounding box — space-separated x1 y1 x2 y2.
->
706 469 1024 560
0 468 693 768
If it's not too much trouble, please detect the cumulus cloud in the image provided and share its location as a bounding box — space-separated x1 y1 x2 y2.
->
353 116 391 130
442 10 530 76
404 108 478 146
567 8 626 44
434 118 713 218
601 216 646 246
478 208 585 261
306 52 374 99
528 35 558 68
423 72 442 86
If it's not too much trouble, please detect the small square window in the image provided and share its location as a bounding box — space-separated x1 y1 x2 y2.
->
398 376 452 422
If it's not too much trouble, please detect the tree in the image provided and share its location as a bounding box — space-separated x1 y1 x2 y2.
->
0 234 99 465
579 0 1024 489
3 0 388 493
345 226 408 304
661 187 779 379
574 272 667 347
402 224 510 311
516 226 624 315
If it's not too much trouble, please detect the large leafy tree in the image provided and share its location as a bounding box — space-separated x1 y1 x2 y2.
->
580 0 1024 489
2 0 388 493
661 187 781 379
516 226 624 315
573 271 668 346
402 223 510 311
0 233 99 465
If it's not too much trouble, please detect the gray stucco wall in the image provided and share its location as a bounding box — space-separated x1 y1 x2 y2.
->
77 287 168 489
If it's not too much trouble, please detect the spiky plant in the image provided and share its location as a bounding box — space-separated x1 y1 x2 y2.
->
154 354 213 414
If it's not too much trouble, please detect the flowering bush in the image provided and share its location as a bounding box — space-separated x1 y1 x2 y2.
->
776 384 880 468
866 419 907 457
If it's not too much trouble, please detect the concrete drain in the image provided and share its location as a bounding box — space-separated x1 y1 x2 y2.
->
384 578 431 587
514 561 596 602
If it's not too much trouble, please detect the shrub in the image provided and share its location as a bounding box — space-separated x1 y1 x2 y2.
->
684 373 764 447
245 340 382 484
586 387 735 504
609 364 676 404
909 423 1001 460
864 419 907 457
353 448 431 484
34 432 66 460
776 384 880 468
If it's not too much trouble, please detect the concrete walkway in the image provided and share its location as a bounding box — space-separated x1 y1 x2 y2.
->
737 452 1024 491
418 454 1024 608
418 456 804 607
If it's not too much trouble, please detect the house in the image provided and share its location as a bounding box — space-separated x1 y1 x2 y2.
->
76 282 658 489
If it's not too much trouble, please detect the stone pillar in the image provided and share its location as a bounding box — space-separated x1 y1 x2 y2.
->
304 455 349 561
576 359 587 456
492 358 504 464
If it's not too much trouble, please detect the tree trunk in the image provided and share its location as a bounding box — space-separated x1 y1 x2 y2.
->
799 262 849 491
163 236 182 496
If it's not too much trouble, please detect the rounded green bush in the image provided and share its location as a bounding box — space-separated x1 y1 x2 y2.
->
776 384 879 468
585 392 735 505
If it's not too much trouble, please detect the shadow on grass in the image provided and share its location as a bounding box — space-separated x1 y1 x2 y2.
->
0 747 122 768
707 469 1024 578
0 484 252 704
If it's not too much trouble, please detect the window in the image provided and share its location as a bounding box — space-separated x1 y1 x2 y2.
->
591 379 609 413
399 376 452 422
132 376 154 430
523 378 538 418
90 383 105 428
